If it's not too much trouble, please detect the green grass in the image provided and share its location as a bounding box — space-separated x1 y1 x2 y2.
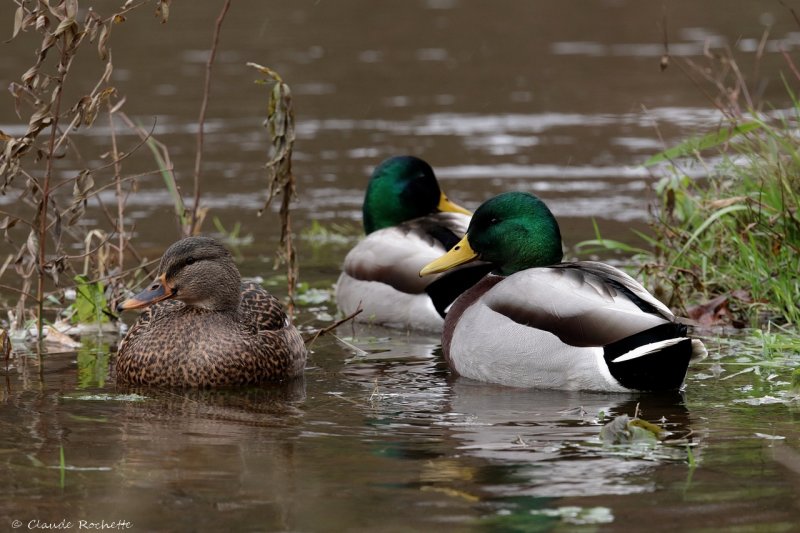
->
580 98 800 327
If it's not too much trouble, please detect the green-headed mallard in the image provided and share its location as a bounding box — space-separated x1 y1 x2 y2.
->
420 192 707 392
116 236 306 387
336 156 491 331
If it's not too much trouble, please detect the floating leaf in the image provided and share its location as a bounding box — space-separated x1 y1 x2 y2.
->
754 432 786 440
529 507 614 526
599 414 662 444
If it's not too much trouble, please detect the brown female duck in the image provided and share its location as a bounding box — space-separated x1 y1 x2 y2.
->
116 236 306 387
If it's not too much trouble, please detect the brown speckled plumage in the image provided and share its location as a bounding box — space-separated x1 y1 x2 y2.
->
116 237 307 388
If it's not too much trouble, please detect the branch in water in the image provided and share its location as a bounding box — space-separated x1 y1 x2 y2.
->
304 308 364 347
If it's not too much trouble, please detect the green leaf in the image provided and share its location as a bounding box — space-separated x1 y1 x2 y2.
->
71 275 109 324
668 204 749 268
644 121 763 166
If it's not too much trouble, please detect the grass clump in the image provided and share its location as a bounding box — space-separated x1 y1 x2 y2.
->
642 108 800 326
581 39 800 328
581 80 799 327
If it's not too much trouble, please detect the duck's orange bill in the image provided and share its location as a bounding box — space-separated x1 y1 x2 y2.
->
419 235 478 276
117 273 174 311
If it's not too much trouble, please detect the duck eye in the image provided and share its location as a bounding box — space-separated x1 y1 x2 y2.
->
490 217 499 225
185 256 195 265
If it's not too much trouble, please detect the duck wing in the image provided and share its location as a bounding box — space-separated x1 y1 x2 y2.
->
342 212 470 294
240 282 289 331
483 261 677 348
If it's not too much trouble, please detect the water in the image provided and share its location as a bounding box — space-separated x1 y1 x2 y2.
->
2 1 800 531
3 330 800 531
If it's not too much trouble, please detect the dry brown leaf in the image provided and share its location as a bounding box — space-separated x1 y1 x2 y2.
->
707 196 747 209
43 326 81 348
12 6 24 39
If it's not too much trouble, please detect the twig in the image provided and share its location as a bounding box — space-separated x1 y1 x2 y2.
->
780 49 800 82
659 3 669 71
778 0 800 29
37 38 72 340
0 283 37 300
108 100 125 274
191 0 232 235
48 116 155 194
303 308 363 346
0 209 34 229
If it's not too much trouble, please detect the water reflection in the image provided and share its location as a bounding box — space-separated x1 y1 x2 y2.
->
443 383 694 498
336 331 697 501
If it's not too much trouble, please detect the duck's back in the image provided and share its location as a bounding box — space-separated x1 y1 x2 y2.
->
442 263 701 391
336 212 491 330
116 283 306 387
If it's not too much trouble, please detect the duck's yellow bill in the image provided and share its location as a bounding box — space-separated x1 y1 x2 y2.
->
438 193 471 216
420 235 478 276
117 273 174 311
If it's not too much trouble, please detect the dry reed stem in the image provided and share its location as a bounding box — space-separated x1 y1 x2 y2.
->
190 0 232 235
247 63 299 316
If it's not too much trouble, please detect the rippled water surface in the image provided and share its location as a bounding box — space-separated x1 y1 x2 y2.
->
3 329 800 531
2 0 800 531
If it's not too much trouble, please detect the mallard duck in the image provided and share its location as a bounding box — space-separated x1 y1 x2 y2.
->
116 236 306 387
335 155 492 331
420 192 707 392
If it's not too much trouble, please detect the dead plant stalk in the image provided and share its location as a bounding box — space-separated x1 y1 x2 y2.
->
37 39 71 341
191 0 232 235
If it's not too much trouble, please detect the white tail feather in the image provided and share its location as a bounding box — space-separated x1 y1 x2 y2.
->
691 339 708 363
610 338 687 364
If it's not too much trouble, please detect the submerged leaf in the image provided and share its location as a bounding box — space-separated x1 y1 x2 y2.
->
599 414 663 444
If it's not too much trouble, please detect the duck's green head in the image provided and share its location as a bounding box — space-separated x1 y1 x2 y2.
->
363 156 470 234
420 192 563 276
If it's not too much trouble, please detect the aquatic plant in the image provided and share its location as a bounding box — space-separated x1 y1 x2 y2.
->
643 111 800 327
248 62 300 315
0 0 174 341
580 49 800 327
0 0 304 344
